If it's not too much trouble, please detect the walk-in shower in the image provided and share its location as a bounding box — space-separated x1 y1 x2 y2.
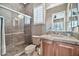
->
0 4 32 55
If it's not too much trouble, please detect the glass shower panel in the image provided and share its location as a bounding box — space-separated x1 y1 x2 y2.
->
0 5 31 55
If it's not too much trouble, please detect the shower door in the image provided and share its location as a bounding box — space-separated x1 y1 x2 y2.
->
0 17 6 56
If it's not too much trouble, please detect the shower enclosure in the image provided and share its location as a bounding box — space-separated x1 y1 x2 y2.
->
0 4 32 56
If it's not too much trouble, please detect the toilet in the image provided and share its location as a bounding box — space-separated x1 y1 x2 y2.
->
25 44 36 56
25 35 41 56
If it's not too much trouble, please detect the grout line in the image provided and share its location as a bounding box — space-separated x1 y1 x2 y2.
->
5 32 24 35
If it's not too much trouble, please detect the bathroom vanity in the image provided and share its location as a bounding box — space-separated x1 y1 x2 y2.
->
40 34 79 56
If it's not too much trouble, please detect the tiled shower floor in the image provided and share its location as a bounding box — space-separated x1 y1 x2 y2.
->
5 44 27 56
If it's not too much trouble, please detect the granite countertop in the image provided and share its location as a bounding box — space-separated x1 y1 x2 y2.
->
40 34 79 45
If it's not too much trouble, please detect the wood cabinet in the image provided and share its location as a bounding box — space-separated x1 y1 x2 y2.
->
41 39 79 56
75 46 79 56
42 40 54 56
55 42 75 56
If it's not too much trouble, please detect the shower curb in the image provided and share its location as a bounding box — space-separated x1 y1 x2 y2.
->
14 50 25 56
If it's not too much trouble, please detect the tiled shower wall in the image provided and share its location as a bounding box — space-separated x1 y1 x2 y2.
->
0 3 32 55
0 7 25 46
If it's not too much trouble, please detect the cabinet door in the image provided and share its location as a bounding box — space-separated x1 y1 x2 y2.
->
75 46 79 56
56 42 75 56
42 40 54 56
